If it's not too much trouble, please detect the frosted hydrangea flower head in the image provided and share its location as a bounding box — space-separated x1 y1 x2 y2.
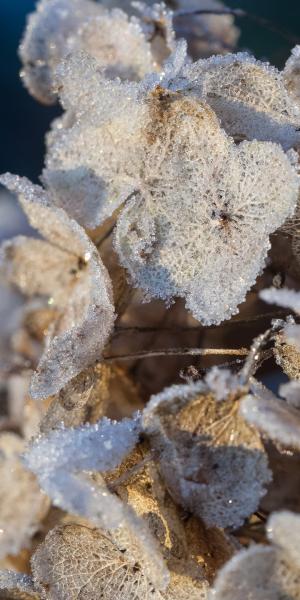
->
210 511 300 600
19 0 160 105
142 379 271 529
45 43 299 325
0 174 115 398
115 93 299 324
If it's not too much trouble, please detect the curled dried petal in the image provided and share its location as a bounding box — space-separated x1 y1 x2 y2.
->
0 174 115 398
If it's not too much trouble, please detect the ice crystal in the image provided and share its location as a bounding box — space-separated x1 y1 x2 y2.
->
241 392 300 451
0 174 115 398
142 381 271 528
19 0 157 105
183 52 300 149
0 571 38 599
210 510 300 600
274 329 300 380
0 433 49 559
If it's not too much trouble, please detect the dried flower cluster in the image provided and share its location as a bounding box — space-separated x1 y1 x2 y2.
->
1 0 300 598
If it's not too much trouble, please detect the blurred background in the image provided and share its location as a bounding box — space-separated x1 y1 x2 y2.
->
1 0 300 182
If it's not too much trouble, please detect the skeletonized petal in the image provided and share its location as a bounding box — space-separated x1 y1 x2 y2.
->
0 174 115 398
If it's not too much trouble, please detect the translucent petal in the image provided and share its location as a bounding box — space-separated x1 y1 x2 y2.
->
267 511 300 568
0 174 115 398
283 45 300 108
211 511 300 600
19 0 155 104
0 433 49 559
143 382 271 528
240 393 300 451
19 0 100 104
184 52 300 149
260 287 300 314
32 523 165 599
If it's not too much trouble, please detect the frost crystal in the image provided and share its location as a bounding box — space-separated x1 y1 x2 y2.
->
142 381 271 528
183 52 300 149
240 392 300 451
0 433 49 559
210 511 300 600
0 174 115 398
19 0 157 104
0 571 38 599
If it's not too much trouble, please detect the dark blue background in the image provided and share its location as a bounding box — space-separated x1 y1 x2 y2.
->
1 1 300 181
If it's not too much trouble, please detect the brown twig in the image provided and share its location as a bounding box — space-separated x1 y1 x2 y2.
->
113 310 289 336
103 346 249 362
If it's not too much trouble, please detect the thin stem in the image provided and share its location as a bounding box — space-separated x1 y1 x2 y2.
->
113 311 289 336
174 8 300 45
103 346 248 362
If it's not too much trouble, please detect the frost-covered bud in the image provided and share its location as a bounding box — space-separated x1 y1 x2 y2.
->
19 0 158 104
0 174 115 398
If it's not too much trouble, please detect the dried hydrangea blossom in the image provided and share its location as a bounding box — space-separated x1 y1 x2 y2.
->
142 381 271 529
19 0 157 105
31 523 207 599
0 174 115 398
240 392 300 451
0 571 39 599
283 46 300 108
115 94 298 324
210 510 300 600
0 433 49 560
24 417 169 590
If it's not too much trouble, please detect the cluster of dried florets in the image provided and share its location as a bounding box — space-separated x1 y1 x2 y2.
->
1 0 300 599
